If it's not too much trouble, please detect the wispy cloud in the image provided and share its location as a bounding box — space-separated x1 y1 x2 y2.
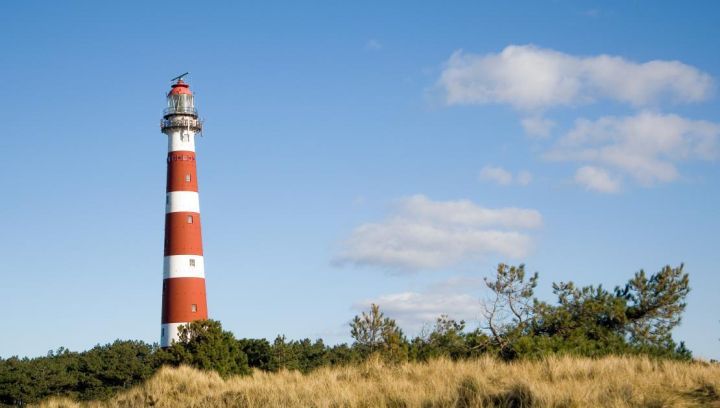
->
352 276 485 331
521 116 555 137
437 45 714 110
333 195 541 271
516 171 533 186
478 166 533 186
546 112 720 189
365 39 382 50
478 165 512 185
574 166 621 193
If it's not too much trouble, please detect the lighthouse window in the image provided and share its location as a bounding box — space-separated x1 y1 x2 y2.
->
189 258 195 267
185 174 191 182
191 304 197 313
187 215 193 224
161 328 165 337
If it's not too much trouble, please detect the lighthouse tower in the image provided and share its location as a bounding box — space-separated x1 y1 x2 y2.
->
159 76 207 347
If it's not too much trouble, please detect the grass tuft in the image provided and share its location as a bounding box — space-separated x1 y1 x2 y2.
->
455 376 480 408
483 383 534 408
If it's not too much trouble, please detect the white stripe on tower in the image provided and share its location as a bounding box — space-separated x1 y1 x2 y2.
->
164 255 205 279
167 129 196 152
166 191 200 213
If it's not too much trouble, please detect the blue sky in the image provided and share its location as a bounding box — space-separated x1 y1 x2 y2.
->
1 1 719 359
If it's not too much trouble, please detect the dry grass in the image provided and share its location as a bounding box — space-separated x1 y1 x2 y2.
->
38 356 720 408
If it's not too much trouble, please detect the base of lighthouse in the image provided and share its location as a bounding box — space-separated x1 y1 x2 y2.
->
161 276 208 347
160 323 186 348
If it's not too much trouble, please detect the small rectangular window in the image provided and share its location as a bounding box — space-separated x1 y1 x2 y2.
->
161 328 165 336
189 258 195 267
191 304 197 313
185 174 191 182
187 215 193 224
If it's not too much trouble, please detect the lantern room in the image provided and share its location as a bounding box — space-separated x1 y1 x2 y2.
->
165 79 196 116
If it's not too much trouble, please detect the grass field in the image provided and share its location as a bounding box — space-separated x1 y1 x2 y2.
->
38 355 720 407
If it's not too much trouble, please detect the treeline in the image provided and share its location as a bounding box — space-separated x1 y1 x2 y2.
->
0 264 692 405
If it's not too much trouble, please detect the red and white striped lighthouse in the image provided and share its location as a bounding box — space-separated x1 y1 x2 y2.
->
159 76 208 347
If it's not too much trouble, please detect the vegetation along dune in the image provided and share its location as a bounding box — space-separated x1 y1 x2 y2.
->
39 356 720 408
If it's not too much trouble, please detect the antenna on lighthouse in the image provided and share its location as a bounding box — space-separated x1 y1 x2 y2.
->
171 72 190 82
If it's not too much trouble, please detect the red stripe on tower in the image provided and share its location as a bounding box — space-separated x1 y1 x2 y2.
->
159 76 207 347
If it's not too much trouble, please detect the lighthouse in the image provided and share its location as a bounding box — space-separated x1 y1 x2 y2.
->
159 75 208 347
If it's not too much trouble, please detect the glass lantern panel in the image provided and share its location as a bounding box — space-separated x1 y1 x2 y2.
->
167 94 194 113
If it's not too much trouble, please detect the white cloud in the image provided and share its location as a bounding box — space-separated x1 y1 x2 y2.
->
516 170 533 186
334 195 541 271
397 195 542 229
574 166 621 193
426 276 486 293
547 112 720 186
353 290 481 332
365 39 382 50
438 45 714 110
521 116 555 137
479 166 533 186
478 165 512 185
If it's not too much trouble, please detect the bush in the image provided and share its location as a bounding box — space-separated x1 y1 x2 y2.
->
159 320 250 377
237 338 274 371
0 341 158 405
